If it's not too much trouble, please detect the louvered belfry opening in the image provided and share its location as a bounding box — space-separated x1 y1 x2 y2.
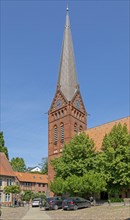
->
54 125 58 145
60 123 64 143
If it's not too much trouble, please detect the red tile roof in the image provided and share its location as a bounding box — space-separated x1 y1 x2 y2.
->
15 172 48 184
86 116 130 151
0 152 15 177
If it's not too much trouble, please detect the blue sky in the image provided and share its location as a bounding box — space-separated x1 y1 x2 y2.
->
1 0 129 167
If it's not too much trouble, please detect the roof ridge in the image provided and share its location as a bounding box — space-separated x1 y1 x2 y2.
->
87 116 130 130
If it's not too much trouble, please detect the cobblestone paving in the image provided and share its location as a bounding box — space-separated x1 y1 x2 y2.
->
1 205 130 220
0 206 29 220
46 205 130 220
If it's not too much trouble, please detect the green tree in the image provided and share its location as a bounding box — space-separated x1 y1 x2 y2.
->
51 133 95 179
10 157 26 172
50 172 106 197
51 133 107 196
32 192 46 200
21 190 46 202
38 157 48 174
65 175 83 196
4 185 21 194
50 177 66 195
0 131 9 159
82 171 106 195
101 123 130 197
4 185 21 206
21 190 33 202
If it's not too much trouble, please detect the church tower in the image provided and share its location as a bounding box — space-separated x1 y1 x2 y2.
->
48 7 87 183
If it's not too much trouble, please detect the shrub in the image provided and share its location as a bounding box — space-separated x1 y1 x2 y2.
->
109 198 124 203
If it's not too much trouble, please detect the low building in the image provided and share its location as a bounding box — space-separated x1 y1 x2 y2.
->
27 166 41 173
15 172 48 194
0 152 16 206
0 152 49 205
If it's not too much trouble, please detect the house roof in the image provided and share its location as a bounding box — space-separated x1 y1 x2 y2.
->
86 116 130 151
27 166 41 171
0 152 15 177
15 172 48 184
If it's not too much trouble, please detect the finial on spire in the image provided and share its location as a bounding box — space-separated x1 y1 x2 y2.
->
66 0 69 12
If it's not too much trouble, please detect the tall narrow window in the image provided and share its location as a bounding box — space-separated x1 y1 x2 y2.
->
60 123 64 142
61 110 64 117
5 193 10 202
7 179 12 186
54 125 58 145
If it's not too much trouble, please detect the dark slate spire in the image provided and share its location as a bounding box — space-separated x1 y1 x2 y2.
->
57 7 79 101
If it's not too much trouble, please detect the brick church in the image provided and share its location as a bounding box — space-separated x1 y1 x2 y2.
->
48 7 130 185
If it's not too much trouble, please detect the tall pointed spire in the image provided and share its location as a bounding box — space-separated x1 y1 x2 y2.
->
57 6 79 101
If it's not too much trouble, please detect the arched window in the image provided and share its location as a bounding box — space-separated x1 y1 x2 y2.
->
54 125 58 145
77 112 79 118
54 113 57 119
74 123 78 133
61 110 64 117
60 123 64 143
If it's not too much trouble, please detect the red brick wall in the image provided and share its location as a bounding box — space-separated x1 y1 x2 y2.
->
19 183 47 193
48 95 87 183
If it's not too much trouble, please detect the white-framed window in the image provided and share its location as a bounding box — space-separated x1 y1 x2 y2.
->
7 179 12 186
23 182 32 186
5 193 10 202
0 179 2 187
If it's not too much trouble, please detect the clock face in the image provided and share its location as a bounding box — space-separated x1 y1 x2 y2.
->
75 100 80 109
55 99 62 109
